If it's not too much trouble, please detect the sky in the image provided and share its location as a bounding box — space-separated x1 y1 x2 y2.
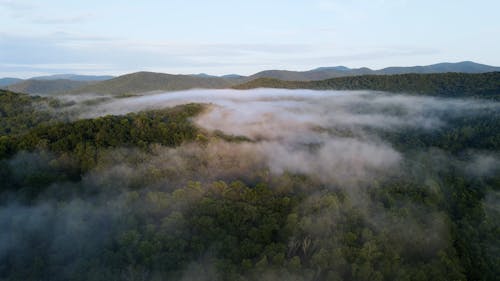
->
1 0 499 78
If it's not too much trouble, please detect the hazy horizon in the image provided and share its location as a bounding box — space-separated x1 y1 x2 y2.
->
1 0 499 78
3 60 500 80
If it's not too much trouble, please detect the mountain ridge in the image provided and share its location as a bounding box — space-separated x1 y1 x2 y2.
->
30 74 114 81
247 61 500 81
233 72 500 99
67 71 241 96
2 61 499 96
0 74 114 94
5 79 95 95
0 77 24 87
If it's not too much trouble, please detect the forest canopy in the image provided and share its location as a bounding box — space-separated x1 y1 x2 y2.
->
234 72 500 99
0 87 499 281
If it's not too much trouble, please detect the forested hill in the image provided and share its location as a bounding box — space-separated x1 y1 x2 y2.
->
245 61 500 81
234 72 500 99
0 90 60 136
5 79 95 96
68 71 240 96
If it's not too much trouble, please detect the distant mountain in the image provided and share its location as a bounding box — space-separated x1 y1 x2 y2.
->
249 70 319 81
2 61 498 95
69 71 240 96
6 79 94 95
376 61 500 75
234 72 500 99
191 73 246 80
0 74 113 94
247 61 500 81
221 74 245 79
30 74 114 81
0 77 23 87
189 73 216 78
248 67 374 81
311 66 351 72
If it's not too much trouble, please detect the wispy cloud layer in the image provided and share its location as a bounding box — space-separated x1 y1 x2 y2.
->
56 88 498 187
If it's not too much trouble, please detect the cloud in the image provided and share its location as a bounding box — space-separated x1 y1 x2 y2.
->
466 153 500 177
0 0 92 24
54 88 497 190
0 30 443 78
31 14 94 25
0 0 34 11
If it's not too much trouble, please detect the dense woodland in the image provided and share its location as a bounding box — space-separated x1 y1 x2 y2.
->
234 72 500 99
0 88 499 281
0 91 59 136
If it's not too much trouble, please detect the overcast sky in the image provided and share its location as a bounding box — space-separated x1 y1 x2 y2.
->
1 0 499 78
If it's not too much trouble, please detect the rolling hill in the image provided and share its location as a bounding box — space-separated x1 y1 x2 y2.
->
1 74 113 95
376 61 500 75
234 72 500 99
247 66 373 81
0 77 24 87
68 71 240 96
3 61 499 96
247 61 500 81
5 79 94 95
29 74 114 81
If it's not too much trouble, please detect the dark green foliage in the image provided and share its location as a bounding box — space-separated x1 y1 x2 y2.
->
234 72 500 99
0 178 471 281
246 61 500 81
0 90 59 136
0 103 203 193
374 107 500 153
0 89 499 281
14 103 202 153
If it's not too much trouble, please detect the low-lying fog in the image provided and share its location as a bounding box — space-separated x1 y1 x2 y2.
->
57 88 499 187
2 88 499 280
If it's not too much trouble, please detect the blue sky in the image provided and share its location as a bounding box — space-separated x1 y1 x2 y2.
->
1 0 499 78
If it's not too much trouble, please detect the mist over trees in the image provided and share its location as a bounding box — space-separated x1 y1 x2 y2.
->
0 87 499 281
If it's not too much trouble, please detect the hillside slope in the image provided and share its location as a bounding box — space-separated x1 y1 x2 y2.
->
6 79 94 95
247 61 500 81
69 71 239 96
0 78 23 87
234 72 500 99
29 74 114 81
